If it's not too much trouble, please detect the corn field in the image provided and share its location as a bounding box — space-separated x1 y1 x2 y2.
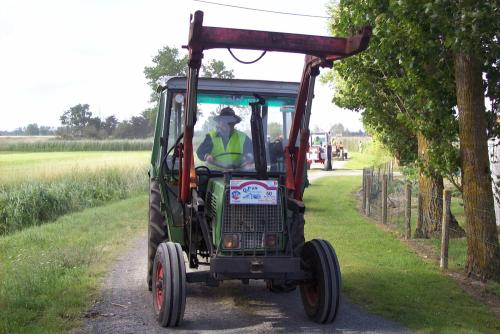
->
0 138 153 152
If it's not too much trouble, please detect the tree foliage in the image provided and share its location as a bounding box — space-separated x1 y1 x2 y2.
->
25 124 40 136
57 104 152 139
59 104 93 138
143 46 235 101
326 0 499 281
142 46 235 129
325 0 459 180
202 59 235 79
144 46 188 103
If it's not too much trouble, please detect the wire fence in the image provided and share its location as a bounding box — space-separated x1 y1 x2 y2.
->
361 162 500 268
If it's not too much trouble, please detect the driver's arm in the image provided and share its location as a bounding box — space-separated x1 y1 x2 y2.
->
196 134 213 161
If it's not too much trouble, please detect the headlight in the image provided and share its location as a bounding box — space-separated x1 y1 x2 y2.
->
223 233 240 249
264 233 278 248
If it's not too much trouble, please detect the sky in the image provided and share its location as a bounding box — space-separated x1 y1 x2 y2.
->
0 0 364 132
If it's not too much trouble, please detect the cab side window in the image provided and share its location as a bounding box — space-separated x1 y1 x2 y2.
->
166 92 184 171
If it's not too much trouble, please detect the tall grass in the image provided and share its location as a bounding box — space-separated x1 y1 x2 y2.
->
0 138 152 152
0 151 150 185
0 168 147 235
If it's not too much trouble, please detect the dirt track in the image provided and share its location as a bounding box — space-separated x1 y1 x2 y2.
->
80 170 411 333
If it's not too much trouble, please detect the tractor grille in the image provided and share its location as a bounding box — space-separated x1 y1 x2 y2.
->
222 187 284 249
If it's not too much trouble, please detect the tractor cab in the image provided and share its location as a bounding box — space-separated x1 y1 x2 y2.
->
147 10 371 328
155 77 297 174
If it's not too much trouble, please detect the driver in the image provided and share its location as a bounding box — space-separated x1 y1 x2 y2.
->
196 107 253 169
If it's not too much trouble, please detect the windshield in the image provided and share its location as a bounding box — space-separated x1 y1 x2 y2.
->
311 134 328 147
176 92 296 172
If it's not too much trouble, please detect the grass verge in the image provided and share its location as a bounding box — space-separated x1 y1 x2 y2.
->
0 168 147 234
0 195 147 334
304 176 499 333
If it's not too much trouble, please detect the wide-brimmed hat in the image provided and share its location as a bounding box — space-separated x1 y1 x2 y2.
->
214 107 241 124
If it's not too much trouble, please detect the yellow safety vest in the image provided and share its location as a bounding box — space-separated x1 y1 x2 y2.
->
209 130 247 167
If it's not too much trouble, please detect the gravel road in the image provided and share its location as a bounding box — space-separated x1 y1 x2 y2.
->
80 172 411 334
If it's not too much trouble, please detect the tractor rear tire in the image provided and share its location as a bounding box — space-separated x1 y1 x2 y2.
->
152 242 186 327
299 239 341 324
148 179 167 291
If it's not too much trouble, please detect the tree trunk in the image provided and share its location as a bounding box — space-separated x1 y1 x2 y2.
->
454 51 500 282
415 132 444 238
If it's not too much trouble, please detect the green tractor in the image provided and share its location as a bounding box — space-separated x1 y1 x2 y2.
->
147 11 371 327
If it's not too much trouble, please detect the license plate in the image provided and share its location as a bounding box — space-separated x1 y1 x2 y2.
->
229 180 278 205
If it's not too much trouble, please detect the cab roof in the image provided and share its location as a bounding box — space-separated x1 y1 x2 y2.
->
157 76 299 96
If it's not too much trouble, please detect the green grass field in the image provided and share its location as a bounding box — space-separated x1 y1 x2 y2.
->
0 151 149 184
0 195 147 334
303 176 498 333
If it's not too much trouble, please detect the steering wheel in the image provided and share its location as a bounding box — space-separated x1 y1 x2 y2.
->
195 165 211 176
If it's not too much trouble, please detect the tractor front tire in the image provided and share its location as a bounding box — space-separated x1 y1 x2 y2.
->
300 239 341 324
148 179 167 291
152 242 186 327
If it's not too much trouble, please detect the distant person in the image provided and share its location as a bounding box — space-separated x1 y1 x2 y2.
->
358 140 363 153
196 107 253 169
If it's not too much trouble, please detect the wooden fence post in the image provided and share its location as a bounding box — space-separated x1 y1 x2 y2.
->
361 168 366 213
365 170 371 216
405 182 412 239
381 174 388 224
440 190 451 269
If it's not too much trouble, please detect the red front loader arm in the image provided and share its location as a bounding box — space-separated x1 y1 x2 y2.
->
180 10 371 203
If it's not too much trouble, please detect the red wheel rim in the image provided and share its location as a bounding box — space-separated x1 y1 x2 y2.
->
155 260 164 310
304 281 320 306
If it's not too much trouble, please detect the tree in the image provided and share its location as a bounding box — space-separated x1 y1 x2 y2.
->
82 116 104 138
144 46 188 103
141 108 157 133
39 126 54 136
439 0 499 281
60 104 92 137
25 123 39 136
329 123 345 136
202 59 235 79
102 115 118 136
112 115 151 139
